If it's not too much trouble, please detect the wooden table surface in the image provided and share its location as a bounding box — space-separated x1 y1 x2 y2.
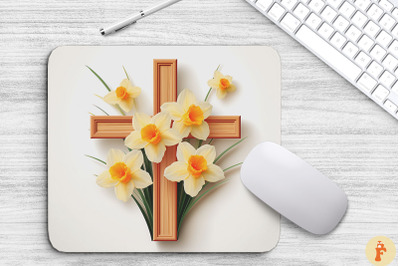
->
0 0 397 264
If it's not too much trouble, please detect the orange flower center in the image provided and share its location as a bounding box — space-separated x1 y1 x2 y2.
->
219 78 230 91
109 162 131 184
183 104 204 126
116 86 129 100
187 155 207 178
141 124 162 144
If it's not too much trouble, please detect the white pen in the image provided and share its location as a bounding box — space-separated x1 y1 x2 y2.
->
100 0 183 36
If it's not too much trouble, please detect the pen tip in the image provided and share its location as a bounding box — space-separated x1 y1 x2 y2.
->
99 28 105 36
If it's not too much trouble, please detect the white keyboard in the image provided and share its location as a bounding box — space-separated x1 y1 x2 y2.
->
246 0 398 119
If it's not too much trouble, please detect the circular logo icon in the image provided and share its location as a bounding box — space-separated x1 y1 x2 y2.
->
365 236 396 265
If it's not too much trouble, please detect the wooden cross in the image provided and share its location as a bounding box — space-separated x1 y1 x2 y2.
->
90 59 241 241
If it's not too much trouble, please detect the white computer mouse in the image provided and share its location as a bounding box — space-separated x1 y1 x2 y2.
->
241 142 348 235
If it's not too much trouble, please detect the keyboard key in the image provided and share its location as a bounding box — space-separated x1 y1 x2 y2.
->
358 73 377 92
327 0 343 8
343 42 359 58
351 11 368 28
355 51 372 68
380 71 396 87
379 14 396 31
321 6 338 22
354 0 371 11
331 32 346 48
339 2 356 17
392 8 398 18
346 25 362 42
392 81 399 95
388 40 398 55
367 61 384 78
372 85 390 102
281 0 297 10
384 99 397 113
358 35 374 51
376 30 392 47
293 3 310 20
318 23 335 39
296 25 362 80
268 3 285 20
306 13 322 30
392 25 398 37
370 44 386 61
309 0 324 13
333 15 349 32
367 4 384 20
281 13 301 32
379 0 394 12
364 21 380 37
256 0 273 12
382 54 397 71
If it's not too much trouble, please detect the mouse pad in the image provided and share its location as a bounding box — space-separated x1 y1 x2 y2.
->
48 46 281 252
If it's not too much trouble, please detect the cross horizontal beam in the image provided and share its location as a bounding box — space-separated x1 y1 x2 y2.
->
90 115 241 139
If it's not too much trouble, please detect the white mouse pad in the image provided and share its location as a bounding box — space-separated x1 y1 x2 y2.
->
48 46 281 252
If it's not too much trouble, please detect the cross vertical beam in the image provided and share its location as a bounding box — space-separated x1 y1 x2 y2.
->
152 59 178 241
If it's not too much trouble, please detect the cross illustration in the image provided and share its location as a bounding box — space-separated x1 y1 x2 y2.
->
90 59 241 241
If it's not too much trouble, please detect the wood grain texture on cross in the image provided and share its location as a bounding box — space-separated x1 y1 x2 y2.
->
90 59 241 241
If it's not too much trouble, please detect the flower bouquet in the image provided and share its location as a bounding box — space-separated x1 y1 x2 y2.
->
86 64 244 240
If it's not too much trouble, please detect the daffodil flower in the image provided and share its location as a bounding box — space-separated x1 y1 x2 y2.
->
124 112 181 163
96 149 152 202
164 142 225 197
103 79 141 112
207 70 236 99
161 89 212 141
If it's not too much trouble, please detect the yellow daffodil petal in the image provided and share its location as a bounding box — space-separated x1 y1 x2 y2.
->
123 150 143 171
202 164 225 182
172 120 191 138
225 75 233 83
152 112 171 133
177 89 196 111
207 79 219 89
127 86 141 98
107 149 125 167
103 91 119 104
132 169 152 188
144 142 166 163
125 131 147 149
198 101 213 119
161 129 181 146
196 144 216 164
120 79 131 89
216 88 228 99
119 98 135 112
214 70 223 80
114 181 134 202
164 161 189 182
190 122 210 140
177 142 196 162
161 102 184 120
184 176 205 197
227 83 236 92
133 113 152 131
96 170 118 188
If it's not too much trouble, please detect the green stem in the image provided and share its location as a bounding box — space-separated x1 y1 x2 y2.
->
116 105 126 116
208 138 214 145
223 162 243 172
204 87 212 102
86 66 111 92
123 66 130 80
84 154 106 165
137 189 153 223
214 137 247 164
93 105 110 116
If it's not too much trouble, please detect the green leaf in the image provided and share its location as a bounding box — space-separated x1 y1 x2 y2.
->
84 154 106 165
137 189 153 224
214 137 247 164
223 162 243 172
86 66 111 92
123 66 130 80
131 194 152 238
93 105 110 116
208 138 214 145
